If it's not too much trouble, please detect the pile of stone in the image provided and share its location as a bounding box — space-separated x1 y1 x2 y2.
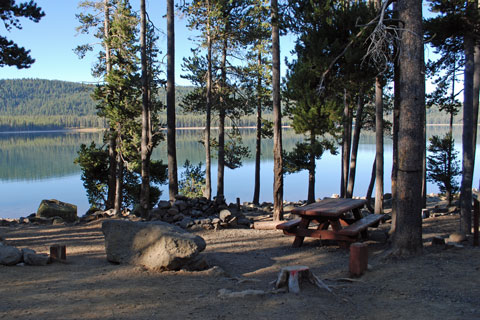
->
0 237 49 266
147 196 252 230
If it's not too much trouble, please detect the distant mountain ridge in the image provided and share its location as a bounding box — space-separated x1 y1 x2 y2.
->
0 78 461 132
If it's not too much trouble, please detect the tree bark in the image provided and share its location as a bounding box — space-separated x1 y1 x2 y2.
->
253 52 262 205
390 2 400 236
114 130 123 216
391 0 424 256
204 0 212 200
140 0 150 214
346 93 364 198
366 158 376 213
375 77 384 214
341 89 351 198
307 131 315 204
271 0 283 221
217 39 227 198
167 0 178 201
473 0 480 173
460 29 475 235
104 0 115 210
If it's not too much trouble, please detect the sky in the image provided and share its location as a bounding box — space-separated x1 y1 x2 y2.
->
1 1 437 88
0 0 296 86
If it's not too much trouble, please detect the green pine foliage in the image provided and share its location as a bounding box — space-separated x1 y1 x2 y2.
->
426 133 461 205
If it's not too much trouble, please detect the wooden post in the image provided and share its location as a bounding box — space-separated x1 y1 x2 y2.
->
473 190 479 246
349 242 368 277
236 197 241 211
50 245 66 261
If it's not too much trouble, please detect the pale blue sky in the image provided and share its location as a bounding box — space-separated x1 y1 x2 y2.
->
1 1 438 88
0 0 297 86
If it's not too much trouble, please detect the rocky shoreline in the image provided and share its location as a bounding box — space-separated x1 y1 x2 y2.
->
0 193 461 230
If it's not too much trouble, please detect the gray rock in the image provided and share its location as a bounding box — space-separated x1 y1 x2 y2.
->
172 213 185 222
178 217 194 229
52 217 65 225
0 245 23 266
191 209 203 218
102 220 206 271
22 249 49 266
237 217 251 226
167 207 179 216
431 236 445 246
448 232 467 243
174 200 188 211
157 200 171 210
36 199 77 222
219 209 232 222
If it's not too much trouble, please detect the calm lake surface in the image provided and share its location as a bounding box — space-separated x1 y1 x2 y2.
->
0 127 479 219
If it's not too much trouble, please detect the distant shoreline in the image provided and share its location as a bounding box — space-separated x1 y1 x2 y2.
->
0 123 472 134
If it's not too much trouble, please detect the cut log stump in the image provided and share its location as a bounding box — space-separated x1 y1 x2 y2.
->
50 244 66 262
275 265 331 294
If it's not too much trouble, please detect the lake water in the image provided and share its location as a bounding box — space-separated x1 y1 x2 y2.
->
0 127 479 219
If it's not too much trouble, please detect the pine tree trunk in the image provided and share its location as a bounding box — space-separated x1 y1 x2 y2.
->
366 158 376 213
473 0 479 174
307 131 316 204
204 2 212 200
390 2 400 236
114 131 123 216
341 89 351 198
140 0 150 215
460 29 475 235
271 0 283 221
346 94 364 198
375 77 384 214
104 0 115 210
253 53 262 205
167 0 178 201
217 39 227 198
391 0 424 256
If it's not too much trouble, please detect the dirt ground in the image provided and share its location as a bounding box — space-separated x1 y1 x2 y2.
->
1 214 479 320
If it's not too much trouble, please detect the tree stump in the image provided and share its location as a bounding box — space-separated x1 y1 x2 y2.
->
50 245 66 261
275 265 331 294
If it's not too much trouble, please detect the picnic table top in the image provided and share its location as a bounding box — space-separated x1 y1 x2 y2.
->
291 198 367 218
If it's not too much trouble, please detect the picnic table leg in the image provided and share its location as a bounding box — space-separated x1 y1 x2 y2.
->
292 218 310 247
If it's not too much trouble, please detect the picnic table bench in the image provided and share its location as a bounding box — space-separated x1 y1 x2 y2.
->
277 198 384 248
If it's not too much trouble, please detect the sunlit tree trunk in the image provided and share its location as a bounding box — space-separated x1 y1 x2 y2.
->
375 77 384 214
391 0 424 256
140 0 150 215
271 0 283 221
114 131 123 216
204 0 212 200
167 0 178 201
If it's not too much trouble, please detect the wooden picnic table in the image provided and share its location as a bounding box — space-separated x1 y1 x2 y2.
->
277 198 384 248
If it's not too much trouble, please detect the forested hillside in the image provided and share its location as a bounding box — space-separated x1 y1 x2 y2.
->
0 78 462 131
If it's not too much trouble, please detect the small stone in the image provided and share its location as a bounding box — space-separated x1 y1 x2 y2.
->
167 207 179 216
211 218 221 224
172 214 185 222
448 232 467 243
227 216 238 227
158 200 171 210
219 209 232 222
174 200 188 211
431 236 445 246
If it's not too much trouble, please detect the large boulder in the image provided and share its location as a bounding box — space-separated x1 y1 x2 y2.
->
37 199 77 222
22 248 49 266
101 220 206 271
0 245 22 266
